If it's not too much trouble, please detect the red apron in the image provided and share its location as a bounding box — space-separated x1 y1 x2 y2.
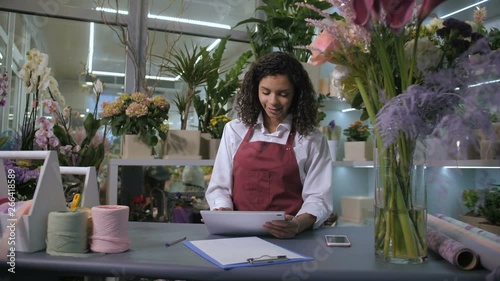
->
232 127 303 215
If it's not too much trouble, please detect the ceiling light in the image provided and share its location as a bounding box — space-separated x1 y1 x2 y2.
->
443 166 499 169
0 53 3 59
88 22 95 73
341 108 357 113
207 39 221 51
148 14 230 30
468 79 500 88
92 71 126 77
145 75 180 81
441 0 489 18
95 7 128 15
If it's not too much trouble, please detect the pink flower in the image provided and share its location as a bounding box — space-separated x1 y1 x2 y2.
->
309 31 338 66
352 0 375 26
352 0 416 30
381 0 415 29
417 0 446 22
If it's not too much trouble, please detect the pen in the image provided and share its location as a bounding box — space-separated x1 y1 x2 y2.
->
165 236 187 247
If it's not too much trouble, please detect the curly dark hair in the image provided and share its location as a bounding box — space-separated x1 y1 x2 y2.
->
236 52 318 137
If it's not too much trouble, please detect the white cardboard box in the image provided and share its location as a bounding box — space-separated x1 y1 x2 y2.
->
340 196 374 224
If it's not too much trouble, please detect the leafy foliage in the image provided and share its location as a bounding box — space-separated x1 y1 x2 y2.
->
159 44 220 130
480 186 500 225
234 0 331 61
193 37 252 133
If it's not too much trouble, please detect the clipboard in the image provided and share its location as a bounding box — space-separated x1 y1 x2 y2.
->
183 236 313 270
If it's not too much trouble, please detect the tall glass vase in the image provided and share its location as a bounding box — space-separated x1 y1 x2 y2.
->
373 136 428 264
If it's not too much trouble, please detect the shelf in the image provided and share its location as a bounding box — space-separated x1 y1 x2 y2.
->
332 160 500 168
109 158 216 166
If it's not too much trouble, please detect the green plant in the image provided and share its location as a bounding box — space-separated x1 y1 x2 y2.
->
462 189 479 216
480 186 500 225
159 44 220 130
101 92 170 147
342 120 370 142
234 0 331 61
193 37 252 133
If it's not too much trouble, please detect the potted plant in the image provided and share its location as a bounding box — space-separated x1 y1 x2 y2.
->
342 120 372 161
193 37 252 136
205 115 232 159
159 42 220 159
101 92 170 159
322 120 341 161
460 189 487 227
478 186 500 235
160 43 220 130
192 37 252 159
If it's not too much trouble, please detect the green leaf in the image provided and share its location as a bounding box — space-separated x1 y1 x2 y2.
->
0 136 7 148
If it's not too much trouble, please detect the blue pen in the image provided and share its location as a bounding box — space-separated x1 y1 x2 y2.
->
165 236 186 247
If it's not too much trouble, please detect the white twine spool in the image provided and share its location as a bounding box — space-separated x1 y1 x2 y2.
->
46 210 89 256
90 205 131 253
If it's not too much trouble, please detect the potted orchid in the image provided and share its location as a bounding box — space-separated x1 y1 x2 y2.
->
300 0 500 263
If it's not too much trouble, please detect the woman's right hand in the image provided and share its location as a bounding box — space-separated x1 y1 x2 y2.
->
213 207 233 211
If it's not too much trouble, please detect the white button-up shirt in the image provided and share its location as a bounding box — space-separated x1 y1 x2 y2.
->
205 113 333 229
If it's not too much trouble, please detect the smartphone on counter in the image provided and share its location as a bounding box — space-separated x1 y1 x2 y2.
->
325 235 351 247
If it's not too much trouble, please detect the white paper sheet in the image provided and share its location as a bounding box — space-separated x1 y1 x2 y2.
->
188 236 306 265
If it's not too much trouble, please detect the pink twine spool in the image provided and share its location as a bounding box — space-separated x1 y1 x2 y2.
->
90 205 131 253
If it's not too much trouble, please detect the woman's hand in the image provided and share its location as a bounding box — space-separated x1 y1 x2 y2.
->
263 215 300 239
213 207 232 211
264 214 316 238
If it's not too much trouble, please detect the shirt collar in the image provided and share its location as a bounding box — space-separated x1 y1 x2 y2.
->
256 112 293 136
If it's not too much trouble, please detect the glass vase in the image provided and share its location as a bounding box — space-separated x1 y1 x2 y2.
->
373 136 428 264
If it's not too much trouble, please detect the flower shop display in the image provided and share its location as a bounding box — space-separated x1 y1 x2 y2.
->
342 120 372 161
2 48 111 204
101 92 170 159
300 0 500 264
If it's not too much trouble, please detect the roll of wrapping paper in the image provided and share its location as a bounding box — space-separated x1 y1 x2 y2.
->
428 214 500 271
434 213 500 244
427 227 478 270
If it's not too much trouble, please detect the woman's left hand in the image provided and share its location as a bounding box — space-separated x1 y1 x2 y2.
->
263 215 300 239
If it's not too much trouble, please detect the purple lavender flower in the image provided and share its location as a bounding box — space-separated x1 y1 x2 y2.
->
376 37 500 148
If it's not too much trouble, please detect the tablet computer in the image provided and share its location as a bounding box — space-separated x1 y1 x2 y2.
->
200 210 286 235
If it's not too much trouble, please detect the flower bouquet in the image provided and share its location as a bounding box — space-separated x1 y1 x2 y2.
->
300 0 500 263
101 92 170 147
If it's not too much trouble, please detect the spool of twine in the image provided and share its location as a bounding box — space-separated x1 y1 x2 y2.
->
46 210 89 256
90 205 131 253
